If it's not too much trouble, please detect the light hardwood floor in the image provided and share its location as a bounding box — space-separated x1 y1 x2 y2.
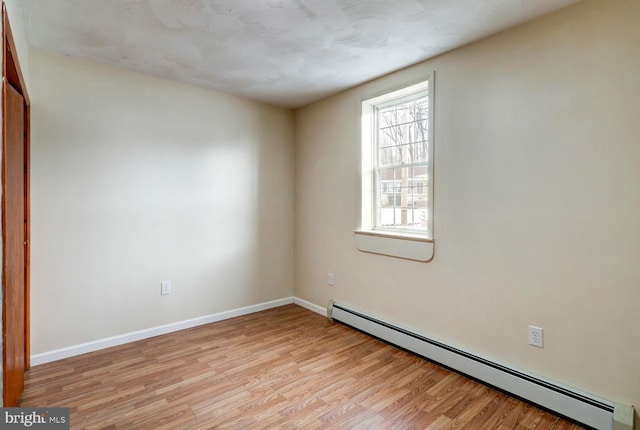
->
20 305 584 429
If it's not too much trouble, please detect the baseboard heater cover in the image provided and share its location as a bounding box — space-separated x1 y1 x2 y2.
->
328 301 626 430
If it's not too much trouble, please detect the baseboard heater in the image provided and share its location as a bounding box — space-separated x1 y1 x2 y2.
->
328 301 631 430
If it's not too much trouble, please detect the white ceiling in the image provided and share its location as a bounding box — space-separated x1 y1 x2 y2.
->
23 0 579 108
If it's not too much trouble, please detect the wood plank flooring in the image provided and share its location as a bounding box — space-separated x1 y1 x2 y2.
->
20 305 584 429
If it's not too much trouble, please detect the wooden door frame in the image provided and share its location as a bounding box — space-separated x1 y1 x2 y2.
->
2 1 31 383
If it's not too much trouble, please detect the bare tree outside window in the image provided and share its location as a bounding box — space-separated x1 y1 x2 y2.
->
375 95 429 232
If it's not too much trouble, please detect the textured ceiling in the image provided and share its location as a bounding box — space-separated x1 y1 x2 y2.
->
23 0 579 108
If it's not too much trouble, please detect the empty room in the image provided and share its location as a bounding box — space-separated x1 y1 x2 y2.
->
1 0 638 429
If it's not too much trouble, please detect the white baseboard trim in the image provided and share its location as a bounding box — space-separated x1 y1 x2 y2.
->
31 297 295 366
293 297 327 316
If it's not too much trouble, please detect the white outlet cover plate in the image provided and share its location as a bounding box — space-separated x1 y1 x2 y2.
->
161 281 171 295
528 325 543 348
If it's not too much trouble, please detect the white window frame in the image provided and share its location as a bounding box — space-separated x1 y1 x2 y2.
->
355 73 435 261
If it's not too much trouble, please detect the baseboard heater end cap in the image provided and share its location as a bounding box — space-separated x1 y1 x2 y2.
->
327 300 335 320
613 403 635 430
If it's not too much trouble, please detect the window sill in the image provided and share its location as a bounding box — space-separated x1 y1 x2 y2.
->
354 230 435 262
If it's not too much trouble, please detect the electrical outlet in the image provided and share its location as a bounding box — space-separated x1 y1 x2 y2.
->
528 325 543 348
160 280 172 295
328 273 334 286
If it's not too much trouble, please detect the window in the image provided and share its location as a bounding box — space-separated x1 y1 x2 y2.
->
355 75 434 261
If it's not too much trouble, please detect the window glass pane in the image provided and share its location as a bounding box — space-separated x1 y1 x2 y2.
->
376 167 397 209
409 136 429 163
412 166 428 205
378 125 399 148
377 99 429 231
377 101 429 164
378 146 400 167
375 164 429 231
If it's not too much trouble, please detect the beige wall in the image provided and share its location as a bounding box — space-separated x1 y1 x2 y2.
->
295 0 640 419
30 49 295 354
4 0 28 86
